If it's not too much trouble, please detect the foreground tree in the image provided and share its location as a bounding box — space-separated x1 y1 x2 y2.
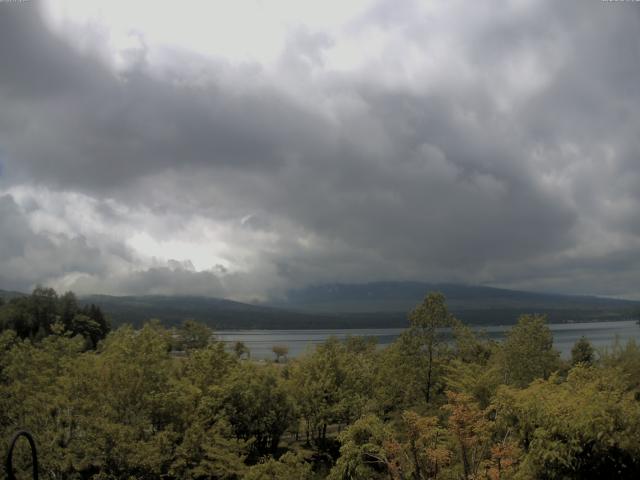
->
571 336 594 366
599 338 640 394
397 410 452 479
272 344 289 363
176 319 212 351
170 421 247 479
498 314 560 387
289 337 378 445
493 365 640 478
244 452 313 480
444 391 491 479
328 415 394 480
203 363 295 457
385 292 453 406
445 322 501 408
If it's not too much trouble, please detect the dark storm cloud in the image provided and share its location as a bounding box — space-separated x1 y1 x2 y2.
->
1 0 640 298
0 3 102 99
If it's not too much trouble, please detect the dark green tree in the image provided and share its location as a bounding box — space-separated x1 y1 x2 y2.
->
58 291 79 331
571 336 594 366
233 341 250 359
177 319 213 351
204 363 294 457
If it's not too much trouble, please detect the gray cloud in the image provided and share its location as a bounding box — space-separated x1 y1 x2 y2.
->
1 0 640 299
0 194 119 291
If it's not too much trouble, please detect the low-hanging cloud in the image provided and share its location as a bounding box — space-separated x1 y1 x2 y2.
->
1 0 639 299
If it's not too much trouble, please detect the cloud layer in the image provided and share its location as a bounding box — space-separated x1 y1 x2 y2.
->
1 0 639 299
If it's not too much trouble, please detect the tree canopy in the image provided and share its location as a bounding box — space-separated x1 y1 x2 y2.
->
2 290 640 479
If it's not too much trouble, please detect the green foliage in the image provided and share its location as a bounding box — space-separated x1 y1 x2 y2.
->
173 318 213 351
445 321 501 408
1 290 638 479
289 337 379 445
0 287 109 348
328 415 393 480
498 314 560 387
272 344 289 363
329 410 454 480
452 318 493 365
244 452 313 480
181 341 236 391
599 338 640 393
233 340 250 359
493 366 640 479
571 336 594 366
170 421 247 479
0 320 247 479
445 358 502 409
378 292 453 409
405 292 453 404
204 363 295 457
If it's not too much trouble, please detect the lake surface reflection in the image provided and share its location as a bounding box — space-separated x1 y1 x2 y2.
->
215 320 640 360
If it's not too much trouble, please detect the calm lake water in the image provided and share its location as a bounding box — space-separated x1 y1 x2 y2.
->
215 320 640 360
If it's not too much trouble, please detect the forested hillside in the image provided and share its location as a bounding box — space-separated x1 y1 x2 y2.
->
273 282 640 323
2 290 640 479
4 284 637 330
84 283 640 329
80 293 344 329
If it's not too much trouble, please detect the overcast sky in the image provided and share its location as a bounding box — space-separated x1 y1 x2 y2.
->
0 0 639 301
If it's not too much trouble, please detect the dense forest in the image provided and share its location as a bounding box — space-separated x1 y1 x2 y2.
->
2 289 640 479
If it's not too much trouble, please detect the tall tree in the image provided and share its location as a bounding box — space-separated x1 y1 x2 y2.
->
400 292 453 404
499 314 560 387
58 291 79 331
444 391 491 479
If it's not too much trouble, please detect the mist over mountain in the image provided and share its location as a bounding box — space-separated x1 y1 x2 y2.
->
273 282 639 312
0 289 27 302
51 282 638 330
4 281 637 330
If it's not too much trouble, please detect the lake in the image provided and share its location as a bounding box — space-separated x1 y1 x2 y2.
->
215 320 640 360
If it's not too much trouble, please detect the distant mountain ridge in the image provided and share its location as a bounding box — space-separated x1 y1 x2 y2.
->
272 282 639 313
266 282 640 326
80 294 343 329
0 289 27 301
2 283 638 329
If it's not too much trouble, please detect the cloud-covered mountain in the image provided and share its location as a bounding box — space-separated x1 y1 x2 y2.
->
77 283 639 329
269 282 640 325
1 1 640 300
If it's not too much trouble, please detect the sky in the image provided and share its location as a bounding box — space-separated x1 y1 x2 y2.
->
0 0 639 301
